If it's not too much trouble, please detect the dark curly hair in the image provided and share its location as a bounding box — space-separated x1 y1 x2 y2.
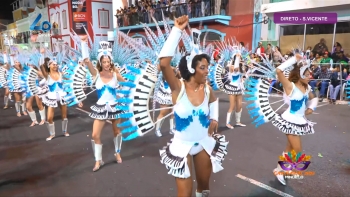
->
178 54 211 81
96 55 114 72
288 62 309 90
41 57 51 73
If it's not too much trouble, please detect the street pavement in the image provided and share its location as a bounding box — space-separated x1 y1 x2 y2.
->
0 90 349 197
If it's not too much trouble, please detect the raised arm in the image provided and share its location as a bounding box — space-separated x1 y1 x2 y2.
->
83 59 97 78
40 64 49 79
158 16 188 94
276 54 301 95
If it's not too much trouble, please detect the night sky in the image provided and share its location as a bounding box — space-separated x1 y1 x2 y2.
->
0 0 16 21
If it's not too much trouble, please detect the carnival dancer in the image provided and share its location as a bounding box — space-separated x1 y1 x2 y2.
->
0 53 10 109
22 53 46 127
7 53 28 117
271 54 318 185
158 16 228 197
153 65 178 137
79 40 130 171
40 55 70 141
224 53 246 129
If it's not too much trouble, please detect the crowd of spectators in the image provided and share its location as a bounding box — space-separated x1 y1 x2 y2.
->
115 0 229 27
252 39 350 103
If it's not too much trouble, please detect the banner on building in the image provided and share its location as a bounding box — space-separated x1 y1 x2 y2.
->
71 0 88 35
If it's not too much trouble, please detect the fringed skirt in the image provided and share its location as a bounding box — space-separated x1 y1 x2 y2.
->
154 86 172 105
10 88 24 93
222 80 243 95
159 134 229 178
37 85 49 98
89 103 126 120
271 114 315 135
42 91 67 108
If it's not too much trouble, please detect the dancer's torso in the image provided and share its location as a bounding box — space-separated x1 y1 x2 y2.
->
95 72 118 105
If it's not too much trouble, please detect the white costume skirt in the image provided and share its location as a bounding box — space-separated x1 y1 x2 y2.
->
42 91 67 108
37 85 49 98
159 134 228 178
271 114 315 135
89 102 126 120
154 86 172 105
222 80 243 95
10 88 23 93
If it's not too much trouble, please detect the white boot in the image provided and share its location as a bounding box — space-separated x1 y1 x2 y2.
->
62 118 69 137
113 134 122 163
169 118 174 134
21 102 27 115
226 112 234 129
235 109 246 127
3 96 8 109
196 190 210 197
15 102 21 116
155 118 164 137
91 140 104 172
46 122 55 141
273 151 288 185
39 108 46 125
28 111 38 127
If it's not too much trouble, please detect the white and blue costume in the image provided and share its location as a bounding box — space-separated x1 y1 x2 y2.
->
154 79 172 105
160 80 228 178
42 71 66 107
245 54 317 135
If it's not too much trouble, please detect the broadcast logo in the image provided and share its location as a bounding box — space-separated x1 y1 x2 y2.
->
30 13 52 33
277 150 313 179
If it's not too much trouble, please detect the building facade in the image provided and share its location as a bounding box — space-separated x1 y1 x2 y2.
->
47 0 113 48
260 0 350 53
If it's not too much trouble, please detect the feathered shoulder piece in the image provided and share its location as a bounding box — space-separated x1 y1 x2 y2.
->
112 31 138 67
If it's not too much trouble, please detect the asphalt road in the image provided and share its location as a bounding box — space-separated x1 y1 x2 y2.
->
0 90 349 197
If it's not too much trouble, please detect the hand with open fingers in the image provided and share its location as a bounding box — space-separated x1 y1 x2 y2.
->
175 15 189 31
208 119 218 136
78 102 83 108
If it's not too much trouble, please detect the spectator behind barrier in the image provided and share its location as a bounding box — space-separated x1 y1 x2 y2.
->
309 58 332 102
328 63 348 103
312 38 328 55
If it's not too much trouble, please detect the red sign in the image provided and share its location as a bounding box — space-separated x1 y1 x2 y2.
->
73 12 87 21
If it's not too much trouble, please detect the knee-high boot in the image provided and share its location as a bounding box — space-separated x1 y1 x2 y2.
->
169 118 174 134
91 140 104 171
155 118 164 137
39 107 46 123
273 151 288 185
28 111 38 126
21 102 27 113
15 102 21 114
46 122 55 141
3 96 8 108
226 112 233 129
62 118 69 137
196 190 210 197
113 134 122 163
235 109 246 127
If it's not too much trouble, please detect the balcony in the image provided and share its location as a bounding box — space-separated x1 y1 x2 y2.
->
115 1 230 31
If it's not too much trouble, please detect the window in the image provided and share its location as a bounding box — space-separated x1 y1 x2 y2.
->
62 10 67 29
280 22 350 36
200 32 222 42
98 9 110 29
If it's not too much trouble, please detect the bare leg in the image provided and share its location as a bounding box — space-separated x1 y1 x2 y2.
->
234 95 246 127
14 92 22 117
175 155 193 197
112 119 122 163
193 150 212 196
60 104 69 136
46 107 55 141
226 95 235 129
91 119 106 171
26 96 38 127
35 95 45 125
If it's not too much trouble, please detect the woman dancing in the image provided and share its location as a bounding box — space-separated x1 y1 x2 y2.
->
7 54 27 116
158 16 228 197
224 54 246 129
40 56 69 141
272 54 318 185
80 41 126 171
